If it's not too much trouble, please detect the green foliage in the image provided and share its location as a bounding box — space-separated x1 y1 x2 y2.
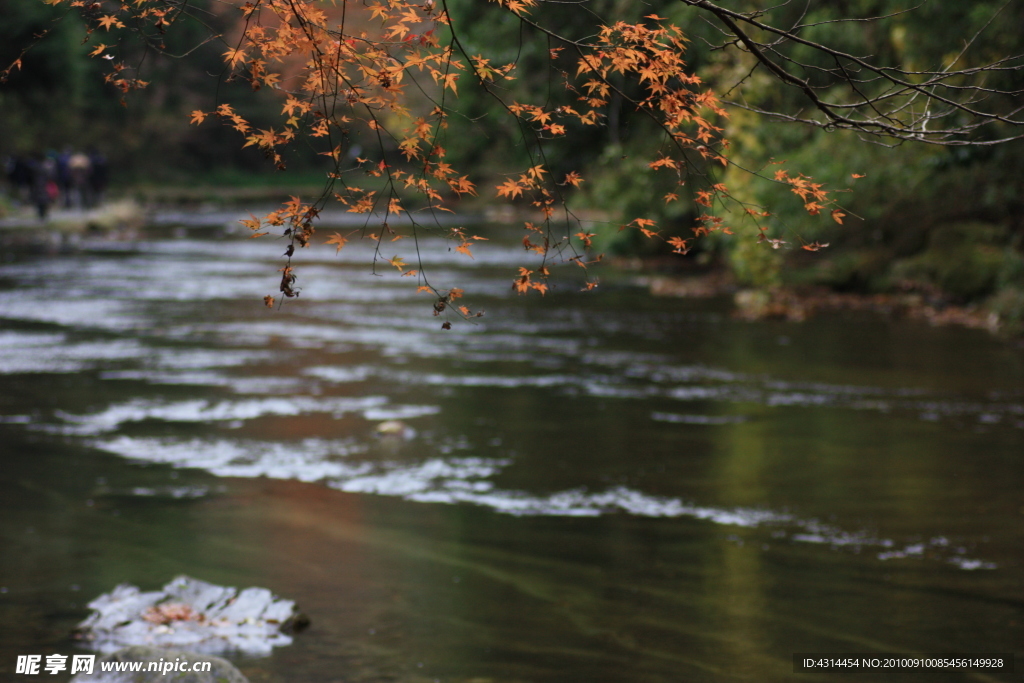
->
988 287 1024 336
872 221 1022 302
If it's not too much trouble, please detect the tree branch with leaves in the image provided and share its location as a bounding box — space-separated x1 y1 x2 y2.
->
6 0 1022 323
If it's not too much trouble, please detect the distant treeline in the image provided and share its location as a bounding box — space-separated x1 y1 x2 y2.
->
1 0 1022 325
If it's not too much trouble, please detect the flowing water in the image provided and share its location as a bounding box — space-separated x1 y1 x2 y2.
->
0 226 1021 682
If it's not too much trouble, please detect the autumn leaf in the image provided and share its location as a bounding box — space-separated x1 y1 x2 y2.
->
831 209 846 224
562 171 584 187
326 232 349 253
575 232 595 249
389 255 406 271
801 242 830 252
496 179 524 199
97 15 125 31
667 236 690 254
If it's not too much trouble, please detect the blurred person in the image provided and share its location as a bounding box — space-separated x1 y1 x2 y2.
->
68 150 92 208
87 148 108 207
28 152 54 220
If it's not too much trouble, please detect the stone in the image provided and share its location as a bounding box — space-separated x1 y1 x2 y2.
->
74 576 307 657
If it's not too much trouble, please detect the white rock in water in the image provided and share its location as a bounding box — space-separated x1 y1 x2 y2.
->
374 420 415 439
74 576 308 657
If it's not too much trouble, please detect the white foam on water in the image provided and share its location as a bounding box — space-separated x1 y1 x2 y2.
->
93 436 369 482
86 432 997 570
128 485 211 499
53 395 393 434
363 404 441 420
0 334 149 374
101 370 308 394
0 296 145 331
651 412 747 425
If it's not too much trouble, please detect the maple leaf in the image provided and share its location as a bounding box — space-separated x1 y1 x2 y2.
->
388 255 406 271
264 296 275 308
831 209 846 224
89 43 109 57
513 268 532 294
801 242 830 252
441 72 458 94
496 179 524 199
326 232 349 253
97 15 125 31
575 232 595 249
239 214 261 231
561 172 585 188
667 236 690 254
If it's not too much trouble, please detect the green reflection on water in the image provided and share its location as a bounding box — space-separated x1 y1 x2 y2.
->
0 248 1021 682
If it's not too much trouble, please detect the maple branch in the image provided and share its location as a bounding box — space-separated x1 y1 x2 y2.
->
679 0 1024 145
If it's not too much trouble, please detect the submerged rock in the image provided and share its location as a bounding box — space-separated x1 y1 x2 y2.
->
374 419 415 439
69 646 247 683
74 576 308 656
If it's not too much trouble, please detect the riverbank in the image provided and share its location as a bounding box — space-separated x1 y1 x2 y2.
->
0 200 144 251
637 267 1020 339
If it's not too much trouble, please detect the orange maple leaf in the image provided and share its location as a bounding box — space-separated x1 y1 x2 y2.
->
97 15 125 30
562 171 584 187
496 179 524 199
326 232 349 253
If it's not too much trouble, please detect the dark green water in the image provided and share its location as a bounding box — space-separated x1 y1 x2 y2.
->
0 233 1021 681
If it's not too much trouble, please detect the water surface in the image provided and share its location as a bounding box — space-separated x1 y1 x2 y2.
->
0 230 1021 681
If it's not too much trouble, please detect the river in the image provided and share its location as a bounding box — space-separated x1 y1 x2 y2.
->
0 226 1021 681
